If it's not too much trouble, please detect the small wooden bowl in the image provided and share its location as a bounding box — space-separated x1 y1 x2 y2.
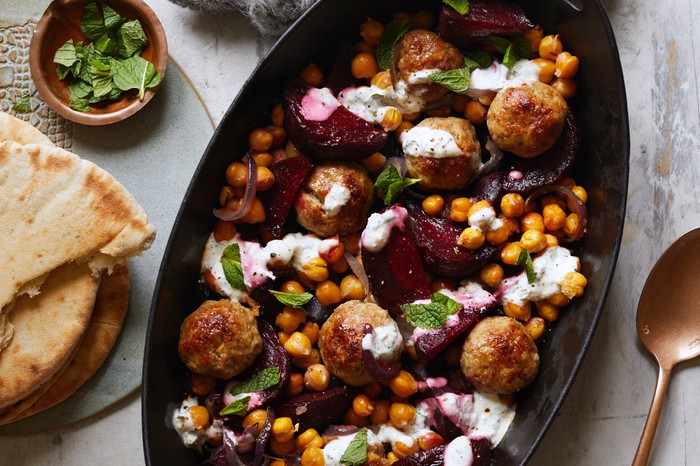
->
30 0 168 126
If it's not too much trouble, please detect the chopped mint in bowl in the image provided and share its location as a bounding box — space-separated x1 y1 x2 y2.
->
29 0 168 125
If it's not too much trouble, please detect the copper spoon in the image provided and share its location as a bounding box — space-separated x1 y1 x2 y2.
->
632 228 700 466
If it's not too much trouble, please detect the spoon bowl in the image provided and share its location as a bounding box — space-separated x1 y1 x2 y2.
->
633 227 700 465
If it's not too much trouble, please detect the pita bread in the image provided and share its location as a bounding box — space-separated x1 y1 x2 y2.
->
0 140 155 351
0 262 130 425
0 113 52 146
0 262 98 410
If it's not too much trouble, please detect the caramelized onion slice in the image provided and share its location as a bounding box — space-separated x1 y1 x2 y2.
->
344 252 372 301
525 184 588 242
214 154 258 221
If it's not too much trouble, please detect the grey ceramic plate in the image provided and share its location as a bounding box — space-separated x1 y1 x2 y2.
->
0 2 214 435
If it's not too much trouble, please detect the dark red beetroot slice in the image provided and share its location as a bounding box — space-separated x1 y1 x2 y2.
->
261 155 313 238
394 445 445 466
360 206 431 317
274 387 355 432
438 0 534 47
283 79 388 161
246 320 291 410
413 300 497 365
472 113 581 203
404 202 499 278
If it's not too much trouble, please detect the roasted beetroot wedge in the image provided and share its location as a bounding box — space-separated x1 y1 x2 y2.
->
439 0 534 47
274 387 355 432
472 113 581 203
262 155 313 238
394 446 446 466
360 206 431 316
283 80 388 161
413 300 497 364
404 202 498 278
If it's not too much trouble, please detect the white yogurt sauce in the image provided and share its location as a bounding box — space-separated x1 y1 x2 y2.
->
171 396 220 453
468 206 504 233
469 392 516 446
323 183 351 217
406 68 442 84
469 59 540 94
371 401 432 449
323 430 382 466
337 86 396 124
444 436 474 466
496 246 580 306
201 232 339 301
361 321 403 361
436 392 474 434
401 126 463 158
360 205 407 253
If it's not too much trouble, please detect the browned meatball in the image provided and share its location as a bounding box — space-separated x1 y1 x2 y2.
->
403 117 482 190
460 316 539 394
487 81 568 158
178 299 262 379
318 301 401 386
391 29 464 105
294 162 373 237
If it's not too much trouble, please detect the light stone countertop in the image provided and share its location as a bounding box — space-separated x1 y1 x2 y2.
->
1 0 699 464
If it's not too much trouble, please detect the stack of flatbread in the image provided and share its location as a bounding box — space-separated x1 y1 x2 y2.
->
0 112 156 425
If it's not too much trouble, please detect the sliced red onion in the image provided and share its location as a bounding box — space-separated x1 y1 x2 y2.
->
253 407 275 466
472 138 504 180
214 154 258 221
324 425 360 437
361 324 401 380
386 156 407 178
524 184 588 242
344 252 371 301
223 428 246 466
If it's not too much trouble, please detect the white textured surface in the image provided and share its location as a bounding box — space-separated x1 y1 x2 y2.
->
2 0 700 464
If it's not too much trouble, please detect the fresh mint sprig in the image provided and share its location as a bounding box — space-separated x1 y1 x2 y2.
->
490 36 531 69
517 249 537 284
376 17 410 70
339 427 368 466
270 290 314 308
443 0 471 15
400 292 463 330
221 243 246 291
373 164 419 206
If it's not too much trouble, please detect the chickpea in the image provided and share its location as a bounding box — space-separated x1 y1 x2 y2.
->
555 52 580 78
249 128 273 152
300 62 324 87
351 53 379 79
550 77 577 99
532 58 556 83
539 34 563 61
464 100 488 125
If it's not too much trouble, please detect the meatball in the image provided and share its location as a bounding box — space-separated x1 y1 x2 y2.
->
318 301 401 386
402 117 482 190
178 299 263 379
391 29 464 106
460 316 539 394
294 162 373 237
486 81 568 158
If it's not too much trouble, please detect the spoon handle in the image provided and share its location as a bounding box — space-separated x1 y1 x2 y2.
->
631 364 672 466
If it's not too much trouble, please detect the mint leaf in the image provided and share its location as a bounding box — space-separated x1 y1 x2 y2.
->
117 20 148 58
81 2 107 41
95 35 117 56
401 292 463 330
111 55 162 99
270 290 313 308
340 427 368 466
376 18 410 70
102 4 125 33
231 368 281 396
219 396 251 417
220 243 246 291
12 92 31 113
517 249 536 284
54 40 79 68
429 67 471 95
490 36 531 69
374 165 419 205
443 0 471 15
69 80 93 99
432 292 462 316
490 36 511 54
465 51 493 68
